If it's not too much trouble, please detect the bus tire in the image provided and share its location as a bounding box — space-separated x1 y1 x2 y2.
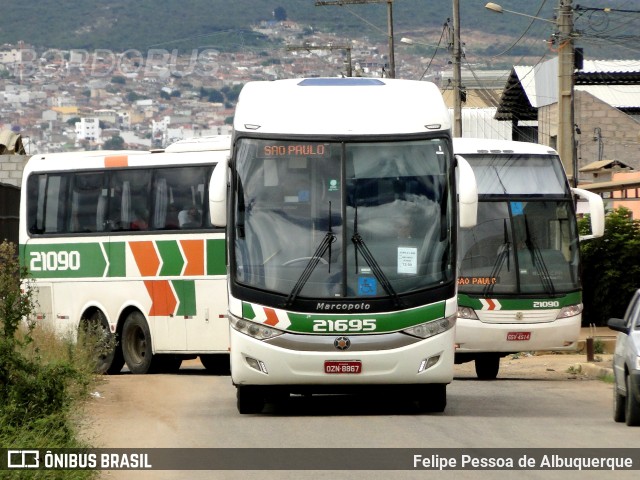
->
200 354 230 375
416 384 447 413
237 386 265 414
475 354 500 380
625 375 640 426
79 310 124 375
122 311 157 374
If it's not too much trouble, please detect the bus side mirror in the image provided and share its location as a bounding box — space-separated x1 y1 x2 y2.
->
455 155 478 229
209 159 228 227
571 187 604 240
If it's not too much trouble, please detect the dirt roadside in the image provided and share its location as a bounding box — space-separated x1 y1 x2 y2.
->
454 351 614 380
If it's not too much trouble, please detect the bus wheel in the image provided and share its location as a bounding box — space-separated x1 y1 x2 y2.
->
79 310 124 375
236 386 265 414
122 312 157 374
200 354 230 375
475 354 500 380
416 384 447 413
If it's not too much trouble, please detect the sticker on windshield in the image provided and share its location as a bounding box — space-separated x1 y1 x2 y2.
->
397 247 417 274
328 179 339 192
358 277 377 296
510 201 524 215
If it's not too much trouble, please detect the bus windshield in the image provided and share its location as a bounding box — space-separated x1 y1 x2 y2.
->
458 154 579 295
233 138 453 303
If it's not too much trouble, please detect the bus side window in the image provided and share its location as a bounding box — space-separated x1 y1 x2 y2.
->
70 173 105 233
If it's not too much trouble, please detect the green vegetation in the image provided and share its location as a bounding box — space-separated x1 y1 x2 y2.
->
579 207 640 326
103 135 126 150
0 241 99 479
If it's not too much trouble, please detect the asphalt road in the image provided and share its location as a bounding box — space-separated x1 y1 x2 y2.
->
81 356 638 480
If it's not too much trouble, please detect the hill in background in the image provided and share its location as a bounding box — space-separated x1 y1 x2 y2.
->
0 1 638 66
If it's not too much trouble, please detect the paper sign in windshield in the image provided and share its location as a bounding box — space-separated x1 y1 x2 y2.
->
398 247 417 274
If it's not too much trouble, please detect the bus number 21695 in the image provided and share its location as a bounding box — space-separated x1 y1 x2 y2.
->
313 319 376 332
30 251 81 271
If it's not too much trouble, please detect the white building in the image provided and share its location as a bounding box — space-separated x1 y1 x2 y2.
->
75 117 101 142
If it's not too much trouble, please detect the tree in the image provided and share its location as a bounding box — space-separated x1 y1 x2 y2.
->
579 207 640 325
103 135 125 150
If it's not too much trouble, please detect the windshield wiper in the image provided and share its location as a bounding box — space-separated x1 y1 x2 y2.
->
524 217 556 296
285 202 336 308
351 202 403 308
483 219 510 296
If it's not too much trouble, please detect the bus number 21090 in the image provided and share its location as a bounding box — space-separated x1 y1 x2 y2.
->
29 251 81 272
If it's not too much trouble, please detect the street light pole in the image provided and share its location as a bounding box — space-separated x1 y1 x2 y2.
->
452 0 462 137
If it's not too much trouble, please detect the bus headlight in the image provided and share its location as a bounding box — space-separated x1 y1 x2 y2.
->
556 303 583 319
230 316 284 340
402 315 455 339
457 306 478 320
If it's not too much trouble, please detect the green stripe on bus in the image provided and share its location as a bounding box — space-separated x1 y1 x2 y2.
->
107 242 126 277
173 280 197 316
22 243 107 279
207 239 226 275
241 301 446 334
457 291 582 310
157 240 184 276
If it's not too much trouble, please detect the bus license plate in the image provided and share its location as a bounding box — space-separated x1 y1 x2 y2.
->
324 361 362 374
507 332 531 341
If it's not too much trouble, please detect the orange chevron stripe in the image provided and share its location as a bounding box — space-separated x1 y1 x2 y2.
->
180 239 205 276
105 155 129 168
263 307 279 327
130 241 160 276
144 280 177 316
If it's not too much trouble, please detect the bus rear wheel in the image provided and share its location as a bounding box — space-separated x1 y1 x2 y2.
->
475 354 500 380
79 310 124 375
122 312 158 374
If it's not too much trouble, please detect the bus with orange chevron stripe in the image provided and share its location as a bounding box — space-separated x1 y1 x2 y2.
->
454 138 605 379
19 135 231 374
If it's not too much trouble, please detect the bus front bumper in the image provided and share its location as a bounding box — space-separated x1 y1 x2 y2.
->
230 328 455 387
455 315 581 353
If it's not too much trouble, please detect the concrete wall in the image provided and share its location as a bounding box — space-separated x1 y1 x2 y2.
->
0 154 28 188
539 90 640 182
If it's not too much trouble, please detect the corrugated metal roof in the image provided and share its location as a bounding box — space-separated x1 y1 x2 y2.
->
447 108 512 140
581 60 640 74
496 58 640 119
575 85 640 109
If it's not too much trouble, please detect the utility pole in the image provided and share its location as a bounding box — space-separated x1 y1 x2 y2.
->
556 0 576 185
315 0 395 78
287 44 353 77
452 0 462 137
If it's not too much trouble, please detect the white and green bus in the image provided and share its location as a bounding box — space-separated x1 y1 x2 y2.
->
454 138 604 379
19 137 231 374
210 78 478 413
